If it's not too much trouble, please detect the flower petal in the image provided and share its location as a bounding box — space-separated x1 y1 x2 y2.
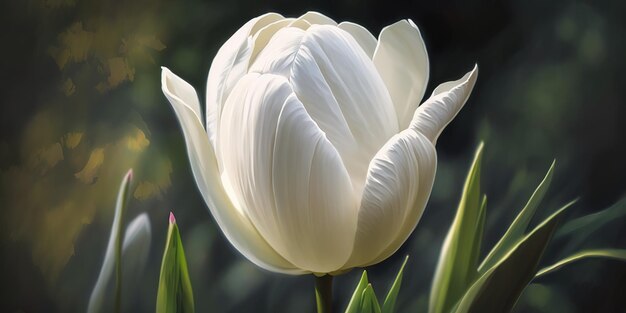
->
374 19 429 128
218 72 358 273
217 73 289 259
298 11 337 26
410 65 478 143
346 129 436 268
289 25 399 194
206 13 284 149
338 21 377 58
161 67 203 125
162 68 303 274
250 18 294 64
248 26 306 76
272 86 358 273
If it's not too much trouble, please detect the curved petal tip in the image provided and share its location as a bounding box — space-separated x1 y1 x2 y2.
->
411 64 478 143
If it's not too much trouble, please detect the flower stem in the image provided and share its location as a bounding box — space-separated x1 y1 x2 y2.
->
315 275 333 313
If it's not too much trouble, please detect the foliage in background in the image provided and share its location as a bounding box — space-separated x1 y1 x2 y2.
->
0 0 172 289
345 256 408 313
88 170 152 313
427 144 626 313
88 172 195 313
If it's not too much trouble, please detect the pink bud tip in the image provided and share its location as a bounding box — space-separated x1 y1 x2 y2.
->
169 212 176 224
125 169 134 181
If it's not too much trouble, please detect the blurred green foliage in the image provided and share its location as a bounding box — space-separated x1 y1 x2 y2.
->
0 0 625 312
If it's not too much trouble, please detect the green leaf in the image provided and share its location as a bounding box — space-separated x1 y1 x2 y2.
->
156 212 195 313
536 249 626 277
429 143 485 313
87 170 133 313
360 284 382 313
382 256 409 313
469 195 487 275
555 198 626 253
453 201 572 313
478 161 555 274
346 271 370 313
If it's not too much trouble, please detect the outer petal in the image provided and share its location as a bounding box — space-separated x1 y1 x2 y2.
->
410 65 478 143
374 19 429 128
346 129 436 268
218 73 289 261
162 68 304 274
205 13 284 149
218 73 358 273
338 21 377 58
272 91 358 273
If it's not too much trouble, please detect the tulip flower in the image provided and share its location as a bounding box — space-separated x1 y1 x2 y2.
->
161 11 477 275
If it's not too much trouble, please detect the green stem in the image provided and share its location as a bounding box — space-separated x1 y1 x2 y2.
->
315 275 333 313
114 216 123 313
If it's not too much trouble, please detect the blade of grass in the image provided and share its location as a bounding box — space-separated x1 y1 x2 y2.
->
478 161 555 274
87 170 133 313
156 212 195 313
382 256 409 313
345 271 370 313
536 249 626 277
361 284 382 313
454 201 572 313
429 143 484 313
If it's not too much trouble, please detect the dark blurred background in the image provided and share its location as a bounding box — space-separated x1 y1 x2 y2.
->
1 0 625 312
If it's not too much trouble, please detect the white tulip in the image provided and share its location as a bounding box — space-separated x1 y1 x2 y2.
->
161 11 477 275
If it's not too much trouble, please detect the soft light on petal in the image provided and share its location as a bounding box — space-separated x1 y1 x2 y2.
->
297 11 337 26
206 13 284 149
410 65 478 143
161 67 203 126
250 18 295 64
162 67 303 274
249 26 306 76
338 21 377 58
272 89 358 273
218 73 358 273
289 25 399 193
217 73 291 258
346 129 436 268
374 19 429 128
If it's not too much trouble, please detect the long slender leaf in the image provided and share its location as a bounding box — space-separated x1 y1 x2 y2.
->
453 201 572 313
555 198 626 254
469 195 487 276
345 271 370 313
361 284 382 313
536 249 626 277
478 161 555 274
157 212 195 313
382 256 409 313
88 214 152 312
429 142 484 313
87 170 133 313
